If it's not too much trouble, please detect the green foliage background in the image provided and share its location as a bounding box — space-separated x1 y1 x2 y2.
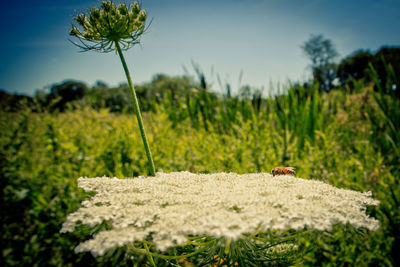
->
1 69 399 266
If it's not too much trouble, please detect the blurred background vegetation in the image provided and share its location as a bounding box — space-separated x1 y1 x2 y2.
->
1 41 400 266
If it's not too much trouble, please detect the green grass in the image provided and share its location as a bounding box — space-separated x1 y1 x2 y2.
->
1 74 399 265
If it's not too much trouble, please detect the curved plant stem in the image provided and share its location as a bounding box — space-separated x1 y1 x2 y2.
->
127 239 216 260
144 239 212 247
143 242 156 267
244 230 310 243
224 238 232 255
115 42 156 176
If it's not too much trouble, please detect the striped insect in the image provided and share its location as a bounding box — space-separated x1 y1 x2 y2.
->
271 167 296 177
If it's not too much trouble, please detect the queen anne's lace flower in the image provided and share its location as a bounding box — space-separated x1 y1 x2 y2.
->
61 172 379 256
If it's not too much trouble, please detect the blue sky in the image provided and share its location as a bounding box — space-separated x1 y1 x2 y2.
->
1 0 399 96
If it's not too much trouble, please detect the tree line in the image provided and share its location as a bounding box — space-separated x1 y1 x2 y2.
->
0 74 197 112
1 38 399 112
302 34 400 94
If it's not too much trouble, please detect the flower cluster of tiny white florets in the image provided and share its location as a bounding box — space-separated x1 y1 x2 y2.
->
266 243 298 254
61 172 379 256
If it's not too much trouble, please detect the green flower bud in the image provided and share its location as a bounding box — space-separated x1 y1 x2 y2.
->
138 10 146 22
75 14 86 27
70 1 147 52
132 2 140 14
91 7 100 19
110 4 118 16
118 4 128 15
69 26 80 37
101 1 111 12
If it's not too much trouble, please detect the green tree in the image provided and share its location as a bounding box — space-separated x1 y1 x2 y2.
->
336 47 400 97
301 34 339 92
336 50 374 85
374 47 400 97
48 80 88 111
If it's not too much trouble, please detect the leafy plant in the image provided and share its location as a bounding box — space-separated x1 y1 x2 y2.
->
70 0 155 176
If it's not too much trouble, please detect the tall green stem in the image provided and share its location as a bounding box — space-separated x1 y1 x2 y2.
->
115 42 156 176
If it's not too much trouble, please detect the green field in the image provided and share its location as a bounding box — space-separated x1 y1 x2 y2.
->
1 75 399 266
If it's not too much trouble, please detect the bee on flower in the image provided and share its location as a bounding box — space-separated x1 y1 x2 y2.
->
271 167 296 177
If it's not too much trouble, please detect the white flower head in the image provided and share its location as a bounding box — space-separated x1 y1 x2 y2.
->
61 172 379 256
